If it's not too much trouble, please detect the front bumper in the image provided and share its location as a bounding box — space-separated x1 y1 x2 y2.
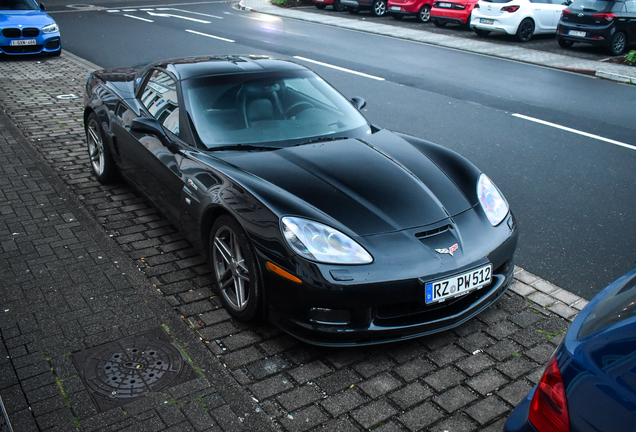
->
0 33 61 55
259 209 519 346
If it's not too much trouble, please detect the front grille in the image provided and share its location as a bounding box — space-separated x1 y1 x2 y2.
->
2 28 21 38
22 28 39 37
1 45 43 54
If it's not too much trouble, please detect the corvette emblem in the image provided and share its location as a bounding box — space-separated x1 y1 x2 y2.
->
435 243 459 256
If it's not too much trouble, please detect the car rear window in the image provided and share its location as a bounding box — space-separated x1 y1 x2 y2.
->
568 0 617 12
578 273 636 338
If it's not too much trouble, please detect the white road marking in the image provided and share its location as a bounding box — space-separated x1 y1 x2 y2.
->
123 14 154 22
106 9 119 12
167 8 223 19
512 113 636 152
122 9 137 12
147 11 210 23
293 56 385 81
185 29 234 43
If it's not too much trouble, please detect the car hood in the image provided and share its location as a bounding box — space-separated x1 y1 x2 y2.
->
0 10 54 26
217 129 472 236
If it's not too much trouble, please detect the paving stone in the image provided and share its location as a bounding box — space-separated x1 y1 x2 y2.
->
393 357 435 382
357 372 402 399
497 356 537 380
210 404 244 432
497 380 533 406
389 382 433 410
278 405 329 432
182 401 216 432
485 320 520 340
398 402 443 431
485 339 523 362
386 341 428 364
424 366 467 393
249 374 295 400
465 396 508 426
351 399 398 430
456 352 496 376
247 356 289 380
456 331 495 353
352 354 396 379
316 369 362 395
277 385 324 412
320 388 366 417
466 370 510 396
433 385 478 413
429 413 479 432
288 360 331 384
427 344 467 367
315 417 361 432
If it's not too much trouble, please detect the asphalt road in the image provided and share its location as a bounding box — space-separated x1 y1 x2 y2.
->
46 0 636 300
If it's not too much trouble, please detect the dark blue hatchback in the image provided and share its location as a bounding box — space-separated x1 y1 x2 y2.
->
0 0 61 56
505 268 636 432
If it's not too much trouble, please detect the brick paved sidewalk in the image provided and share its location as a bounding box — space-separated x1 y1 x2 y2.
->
0 52 589 432
0 62 275 431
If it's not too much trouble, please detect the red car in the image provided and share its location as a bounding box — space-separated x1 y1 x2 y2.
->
313 0 346 11
430 0 479 26
388 0 434 22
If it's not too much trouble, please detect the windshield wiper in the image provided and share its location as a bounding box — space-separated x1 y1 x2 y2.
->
292 136 352 147
207 144 281 152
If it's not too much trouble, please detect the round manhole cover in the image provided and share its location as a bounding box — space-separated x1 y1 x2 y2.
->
72 328 200 412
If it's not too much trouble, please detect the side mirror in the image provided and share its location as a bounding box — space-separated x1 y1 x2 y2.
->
39 2 45 10
130 117 180 154
351 97 367 111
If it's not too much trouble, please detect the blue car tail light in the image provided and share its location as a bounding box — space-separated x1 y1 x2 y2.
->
528 354 570 432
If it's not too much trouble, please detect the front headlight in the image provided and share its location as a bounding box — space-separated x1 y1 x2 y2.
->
281 217 373 265
42 23 59 33
477 174 509 226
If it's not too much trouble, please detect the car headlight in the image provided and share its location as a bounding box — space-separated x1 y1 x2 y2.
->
281 217 373 265
42 23 59 33
477 174 509 226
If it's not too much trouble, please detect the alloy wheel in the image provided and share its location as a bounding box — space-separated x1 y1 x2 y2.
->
213 226 251 312
87 118 105 176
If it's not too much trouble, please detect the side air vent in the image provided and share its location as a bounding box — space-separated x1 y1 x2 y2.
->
415 225 451 239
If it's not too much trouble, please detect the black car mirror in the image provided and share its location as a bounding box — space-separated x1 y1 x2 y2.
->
351 97 367 111
39 2 45 10
130 117 180 154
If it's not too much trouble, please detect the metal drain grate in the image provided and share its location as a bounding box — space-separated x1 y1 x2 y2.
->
72 327 199 412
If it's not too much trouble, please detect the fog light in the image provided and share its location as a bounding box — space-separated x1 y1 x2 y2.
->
309 308 351 325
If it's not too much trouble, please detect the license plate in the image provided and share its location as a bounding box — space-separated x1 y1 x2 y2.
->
390 6 401 10
438 2 452 7
568 30 586 37
480 18 494 24
425 264 493 304
10 39 36 46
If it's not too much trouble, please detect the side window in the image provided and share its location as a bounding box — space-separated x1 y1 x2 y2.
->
624 0 635 12
611 1 627 11
140 70 180 136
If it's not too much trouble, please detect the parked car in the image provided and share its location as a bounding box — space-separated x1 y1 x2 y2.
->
556 0 636 55
84 55 518 346
471 0 568 41
505 268 636 432
313 0 346 11
0 0 61 56
431 0 480 26
388 0 435 21
341 0 389 16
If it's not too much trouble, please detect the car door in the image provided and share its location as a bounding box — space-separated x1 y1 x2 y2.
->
116 69 187 223
622 0 636 41
530 0 559 30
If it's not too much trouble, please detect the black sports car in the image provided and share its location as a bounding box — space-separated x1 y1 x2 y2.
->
84 55 518 346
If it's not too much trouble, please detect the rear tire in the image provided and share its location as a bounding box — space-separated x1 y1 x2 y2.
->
371 0 387 16
608 31 626 55
85 112 117 184
557 38 574 49
515 18 534 42
210 215 263 323
416 4 431 22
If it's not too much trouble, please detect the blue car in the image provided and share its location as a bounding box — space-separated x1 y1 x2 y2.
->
0 0 61 56
505 268 636 432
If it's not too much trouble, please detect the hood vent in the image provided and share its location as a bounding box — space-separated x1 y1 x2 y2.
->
415 224 451 239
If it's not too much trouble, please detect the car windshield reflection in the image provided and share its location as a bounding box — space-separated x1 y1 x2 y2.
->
182 70 371 149
0 0 39 10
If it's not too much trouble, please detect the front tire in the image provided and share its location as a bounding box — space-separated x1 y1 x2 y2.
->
608 31 626 55
515 18 534 42
210 215 262 322
371 0 387 17
86 112 117 184
333 0 346 11
416 4 431 22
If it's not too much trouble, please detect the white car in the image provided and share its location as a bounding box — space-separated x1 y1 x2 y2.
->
470 0 568 41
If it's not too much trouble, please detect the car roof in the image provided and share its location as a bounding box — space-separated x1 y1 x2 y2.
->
148 55 309 81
